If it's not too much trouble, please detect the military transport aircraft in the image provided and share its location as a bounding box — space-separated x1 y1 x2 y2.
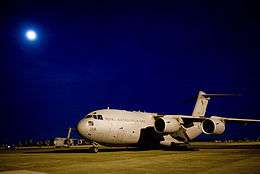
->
77 91 260 152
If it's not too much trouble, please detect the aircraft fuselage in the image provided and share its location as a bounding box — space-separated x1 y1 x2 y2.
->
77 109 160 146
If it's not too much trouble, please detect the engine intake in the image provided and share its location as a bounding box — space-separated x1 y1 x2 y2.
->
202 118 225 135
154 117 181 134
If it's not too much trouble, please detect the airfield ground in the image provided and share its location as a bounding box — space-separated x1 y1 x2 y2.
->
1 142 260 174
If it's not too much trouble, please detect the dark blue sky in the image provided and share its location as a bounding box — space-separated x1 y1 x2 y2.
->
1 0 260 143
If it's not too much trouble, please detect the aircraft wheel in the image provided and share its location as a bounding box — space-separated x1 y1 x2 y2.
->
89 147 98 153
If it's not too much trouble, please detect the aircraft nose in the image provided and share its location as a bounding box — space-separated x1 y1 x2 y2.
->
77 118 89 137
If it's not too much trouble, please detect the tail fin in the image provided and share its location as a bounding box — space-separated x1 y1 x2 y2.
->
192 91 240 117
192 91 210 117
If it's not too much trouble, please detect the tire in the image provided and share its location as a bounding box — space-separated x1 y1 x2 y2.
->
89 147 98 153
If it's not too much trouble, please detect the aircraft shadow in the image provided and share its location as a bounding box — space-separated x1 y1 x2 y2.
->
23 146 197 154
21 144 260 154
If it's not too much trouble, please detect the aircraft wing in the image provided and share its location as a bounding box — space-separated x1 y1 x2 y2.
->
175 115 205 122
176 115 260 124
210 116 260 124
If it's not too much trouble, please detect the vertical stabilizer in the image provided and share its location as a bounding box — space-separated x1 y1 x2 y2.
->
192 91 210 117
186 91 239 140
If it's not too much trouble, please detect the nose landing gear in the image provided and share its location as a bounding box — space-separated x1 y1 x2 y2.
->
89 142 99 153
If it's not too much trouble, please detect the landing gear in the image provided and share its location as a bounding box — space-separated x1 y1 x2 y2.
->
89 142 99 153
89 146 98 153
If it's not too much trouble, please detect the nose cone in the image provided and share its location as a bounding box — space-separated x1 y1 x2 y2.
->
77 118 89 138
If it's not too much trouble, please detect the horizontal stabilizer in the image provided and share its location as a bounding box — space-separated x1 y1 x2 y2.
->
202 93 241 98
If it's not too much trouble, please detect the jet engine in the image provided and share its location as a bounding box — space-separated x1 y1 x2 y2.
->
201 118 225 135
154 117 181 134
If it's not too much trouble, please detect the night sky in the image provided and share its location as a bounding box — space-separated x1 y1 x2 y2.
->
1 0 260 144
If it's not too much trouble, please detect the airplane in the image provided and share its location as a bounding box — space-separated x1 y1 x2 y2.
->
77 91 260 153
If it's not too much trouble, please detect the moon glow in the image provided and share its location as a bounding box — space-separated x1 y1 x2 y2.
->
25 30 37 41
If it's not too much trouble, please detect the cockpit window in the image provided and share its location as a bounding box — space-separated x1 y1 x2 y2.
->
85 114 103 120
88 121 94 126
97 115 103 120
85 115 92 118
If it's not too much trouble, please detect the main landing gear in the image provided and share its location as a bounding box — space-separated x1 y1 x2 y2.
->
89 142 99 153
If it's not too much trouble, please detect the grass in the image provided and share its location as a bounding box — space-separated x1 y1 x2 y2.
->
1 143 260 174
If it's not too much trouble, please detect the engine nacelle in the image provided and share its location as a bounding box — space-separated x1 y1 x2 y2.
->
201 118 225 135
154 117 181 134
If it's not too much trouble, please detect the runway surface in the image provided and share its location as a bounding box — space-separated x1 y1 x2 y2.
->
1 142 260 174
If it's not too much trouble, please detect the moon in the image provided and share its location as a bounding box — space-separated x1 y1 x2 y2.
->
25 30 37 41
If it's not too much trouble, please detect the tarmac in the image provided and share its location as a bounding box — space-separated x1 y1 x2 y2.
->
1 142 260 174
